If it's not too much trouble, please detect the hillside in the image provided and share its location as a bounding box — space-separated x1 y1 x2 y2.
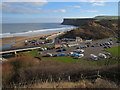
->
60 19 118 40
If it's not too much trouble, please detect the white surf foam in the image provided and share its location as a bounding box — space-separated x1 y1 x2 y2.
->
1 26 76 38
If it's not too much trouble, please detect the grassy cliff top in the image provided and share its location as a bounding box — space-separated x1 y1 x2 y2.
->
64 16 118 20
94 16 118 19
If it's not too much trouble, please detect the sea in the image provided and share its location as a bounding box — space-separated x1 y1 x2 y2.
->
1 23 76 38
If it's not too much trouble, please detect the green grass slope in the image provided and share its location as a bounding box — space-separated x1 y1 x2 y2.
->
105 46 120 57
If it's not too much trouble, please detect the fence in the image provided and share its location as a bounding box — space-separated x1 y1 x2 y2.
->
3 70 119 88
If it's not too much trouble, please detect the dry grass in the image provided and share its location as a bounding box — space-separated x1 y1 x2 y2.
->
29 78 117 88
2 56 119 88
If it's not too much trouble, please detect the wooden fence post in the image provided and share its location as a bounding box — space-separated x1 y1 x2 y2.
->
81 73 83 79
50 76 53 82
97 70 101 78
58 77 61 82
68 75 71 81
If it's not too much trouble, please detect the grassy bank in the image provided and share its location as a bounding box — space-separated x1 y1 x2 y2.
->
104 46 120 56
43 56 119 66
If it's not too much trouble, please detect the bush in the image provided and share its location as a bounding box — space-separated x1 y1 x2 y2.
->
2 55 39 86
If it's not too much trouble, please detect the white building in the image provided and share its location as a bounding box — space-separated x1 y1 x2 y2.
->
76 37 83 42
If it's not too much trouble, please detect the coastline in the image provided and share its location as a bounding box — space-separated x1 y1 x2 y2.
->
1 32 63 49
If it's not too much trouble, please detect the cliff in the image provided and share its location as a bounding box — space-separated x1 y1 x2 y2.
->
61 16 118 26
61 18 96 26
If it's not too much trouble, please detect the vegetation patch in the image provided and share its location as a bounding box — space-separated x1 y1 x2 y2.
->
104 46 120 56
22 50 41 58
43 56 119 66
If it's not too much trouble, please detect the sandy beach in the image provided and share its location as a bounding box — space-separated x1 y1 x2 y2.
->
1 32 59 48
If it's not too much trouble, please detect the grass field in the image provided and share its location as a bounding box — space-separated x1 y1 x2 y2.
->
22 50 41 58
22 48 120 66
105 46 120 57
43 56 119 66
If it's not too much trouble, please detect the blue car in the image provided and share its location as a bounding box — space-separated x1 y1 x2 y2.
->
59 53 66 56
53 54 58 57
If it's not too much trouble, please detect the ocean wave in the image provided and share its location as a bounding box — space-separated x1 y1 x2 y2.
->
0 26 76 38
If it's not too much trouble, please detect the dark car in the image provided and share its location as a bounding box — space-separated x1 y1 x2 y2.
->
76 47 80 49
86 45 89 47
116 41 120 43
56 49 62 52
63 48 66 51
40 37 46 39
103 46 108 49
99 44 103 46
107 45 111 48
56 47 62 49
91 45 95 47
53 54 58 57
31 40 37 43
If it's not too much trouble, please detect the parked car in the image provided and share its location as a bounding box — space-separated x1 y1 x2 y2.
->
91 45 96 47
53 54 58 57
103 46 109 49
116 41 120 43
105 42 111 45
39 48 44 51
98 53 107 59
45 53 53 57
59 53 66 56
90 54 98 60
74 49 84 53
74 54 84 59
56 49 62 52
39 42 45 44
68 52 74 56
107 45 111 48
99 44 103 46
62 48 66 51
103 52 111 56
56 47 61 49
78 54 84 58
109 41 113 45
